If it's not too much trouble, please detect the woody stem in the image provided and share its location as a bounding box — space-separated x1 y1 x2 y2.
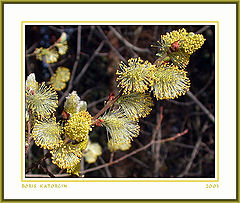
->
25 110 33 155
153 52 168 65
93 90 123 120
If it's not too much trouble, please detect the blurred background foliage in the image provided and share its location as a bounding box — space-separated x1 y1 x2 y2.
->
25 25 215 178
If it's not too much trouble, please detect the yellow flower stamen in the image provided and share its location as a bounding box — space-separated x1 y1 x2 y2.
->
64 111 92 142
151 62 190 100
116 57 155 95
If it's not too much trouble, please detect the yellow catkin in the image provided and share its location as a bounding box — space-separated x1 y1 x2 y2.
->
64 111 92 142
100 109 140 146
151 62 191 100
50 143 82 169
31 117 63 150
34 47 59 64
51 138 88 170
116 92 154 121
160 28 206 55
64 91 87 115
108 138 131 152
48 67 70 91
26 82 58 117
83 142 102 164
116 57 155 95
66 162 81 176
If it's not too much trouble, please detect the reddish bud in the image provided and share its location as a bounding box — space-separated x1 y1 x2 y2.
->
95 119 104 127
171 41 179 52
30 90 35 95
109 92 115 101
62 110 70 119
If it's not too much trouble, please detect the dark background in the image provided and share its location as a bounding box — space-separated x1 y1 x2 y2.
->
25 25 215 178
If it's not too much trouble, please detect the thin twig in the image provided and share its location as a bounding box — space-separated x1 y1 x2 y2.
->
42 56 54 76
96 26 127 63
153 106 163 177
168 70 214 106
154 130 188 144
177 136 202 178
44 149 53 175
99 156 112 178
87 96 108 109
186 91 215 123
58 26 82 106
93 90 123 119
109 26 152 54
80 86 104 99
153 52 168 66
26 42 38 54
126 156 150 169
38 164 55 178
49 56 69 69
109 152 114 163
80 157 85 176
25 110 33 156
82 129 188 175
73 40 105 87
196 26 210 34
26 152 52 174
151 107 163 142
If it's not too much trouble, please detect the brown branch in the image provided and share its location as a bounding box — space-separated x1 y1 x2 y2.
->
96 26 127 63
186 91 215 123
42 57 54 76
49 56 69 69
87 96 109 109
177 136 202 177
81 129 188 175
99 156 112 178
26 42 38 54
58 26 82 106
73 40 105 87
109 26 152 54
38 165 55 178
196 25 210 34
80 158 85 177
154 129 188 144
26 152 52 174
25 110 33 156
26 52 37 58
151 106 163 142
153 52 168 66
153 106 163 177
109 152 114 163
93 90 123 119
168 71 214 106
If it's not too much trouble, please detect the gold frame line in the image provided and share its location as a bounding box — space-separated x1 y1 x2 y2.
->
21 21 219 183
